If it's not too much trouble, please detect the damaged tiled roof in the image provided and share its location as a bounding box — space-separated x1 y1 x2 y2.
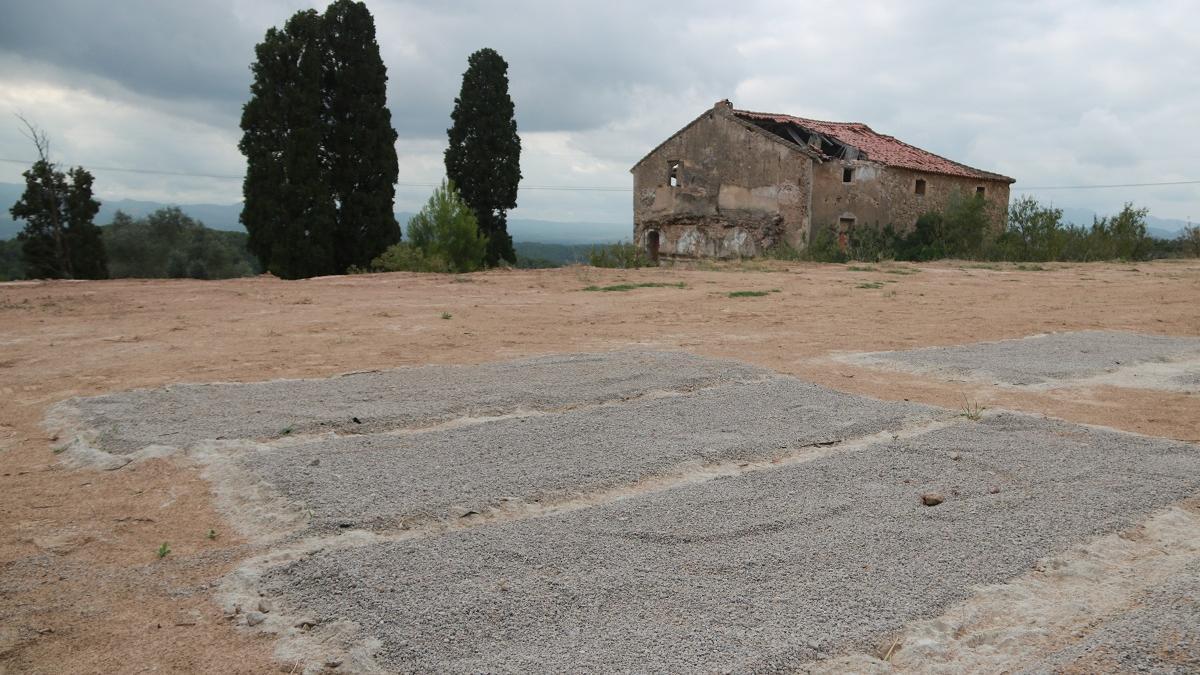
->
734 108 1014 183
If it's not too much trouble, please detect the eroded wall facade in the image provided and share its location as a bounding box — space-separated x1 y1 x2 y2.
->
631 109 814 259
810 161 1011 237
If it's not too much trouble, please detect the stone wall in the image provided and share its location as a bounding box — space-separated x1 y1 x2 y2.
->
810 161 1011 237
631 104 814 259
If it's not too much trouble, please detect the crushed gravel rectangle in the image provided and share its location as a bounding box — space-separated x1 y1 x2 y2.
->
262 413 1200 673
241 377 939 533
859 330 1200 386
62 351 770 454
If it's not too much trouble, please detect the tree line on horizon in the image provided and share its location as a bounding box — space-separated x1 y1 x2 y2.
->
779 193 1200 264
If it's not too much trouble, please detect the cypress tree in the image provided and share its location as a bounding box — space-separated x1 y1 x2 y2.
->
240 1 396 278
10 160 107 279
240 10 337 280
323 0 401 271
445 48 522 266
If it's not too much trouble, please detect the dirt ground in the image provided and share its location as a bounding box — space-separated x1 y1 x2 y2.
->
1 259 1198 673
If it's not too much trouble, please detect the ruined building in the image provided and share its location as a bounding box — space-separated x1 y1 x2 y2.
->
630 100 1015 259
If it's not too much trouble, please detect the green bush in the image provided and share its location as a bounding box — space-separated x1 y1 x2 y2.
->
762 240 805 261
795 228 847 263
0 238 25 281
779 225 897 263
1179 226 1200 258
401 180 488 273
847 224 899 262
587 241 652 268
365 242 450 273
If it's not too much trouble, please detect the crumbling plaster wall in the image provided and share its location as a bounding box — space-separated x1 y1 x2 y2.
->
632 108 814 258
811 162 1011 237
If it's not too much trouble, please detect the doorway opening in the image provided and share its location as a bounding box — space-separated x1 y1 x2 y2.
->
646 230 661 263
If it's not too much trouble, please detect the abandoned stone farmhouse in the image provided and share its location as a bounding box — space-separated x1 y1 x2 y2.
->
630 100 1015 259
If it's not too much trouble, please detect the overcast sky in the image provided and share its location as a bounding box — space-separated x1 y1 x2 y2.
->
1 0 1197 226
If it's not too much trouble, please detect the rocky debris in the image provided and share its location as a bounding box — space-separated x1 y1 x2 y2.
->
257 599 272 614
988 485 1001 494
245 611 267 627
921 492 944 506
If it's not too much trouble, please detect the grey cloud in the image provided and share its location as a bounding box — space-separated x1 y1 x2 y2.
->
0 0 259 108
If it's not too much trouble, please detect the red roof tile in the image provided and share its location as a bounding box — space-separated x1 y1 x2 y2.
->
734 108 1013 183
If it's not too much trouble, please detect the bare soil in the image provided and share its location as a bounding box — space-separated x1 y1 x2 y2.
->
1 259 1198 673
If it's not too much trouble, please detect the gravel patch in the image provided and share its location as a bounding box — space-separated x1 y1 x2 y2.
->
261 413 1200 672
60 351 770 454
1173 370 1200 389
856 330 1200 387
1028 560 1200 674
241 377 939 533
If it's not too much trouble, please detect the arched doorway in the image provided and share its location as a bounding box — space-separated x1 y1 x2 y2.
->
646 230 660 263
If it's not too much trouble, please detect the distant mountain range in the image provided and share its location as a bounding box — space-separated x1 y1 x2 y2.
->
0 182 630 244
0 182 1191 243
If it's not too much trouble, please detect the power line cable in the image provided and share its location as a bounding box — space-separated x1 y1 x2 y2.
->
0 157 631 191
1015 179 1200 190
4 156 1197 194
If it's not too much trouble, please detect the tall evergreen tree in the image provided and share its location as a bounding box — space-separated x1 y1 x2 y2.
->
8 120 107 279
445 48 522 265
240 10 337 280
323 0 401 271
239 1 397 278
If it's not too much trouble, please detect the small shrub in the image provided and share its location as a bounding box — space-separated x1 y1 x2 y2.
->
960 396 985 421
856 281 884 289
728 290 770 297
157 542 171 559
369 242 450 273
1179 225 1200 257
440 312 452 320
588 242 652 269
762 241 805 261
206 529 218 540
801 228 848 263
405 180 488 272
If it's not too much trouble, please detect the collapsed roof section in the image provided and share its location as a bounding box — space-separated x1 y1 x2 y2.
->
733 108 1015 183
